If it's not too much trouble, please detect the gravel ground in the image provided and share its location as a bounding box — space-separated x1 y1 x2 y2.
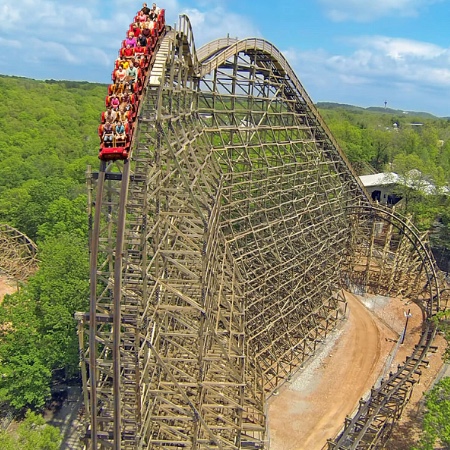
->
267 291 423 450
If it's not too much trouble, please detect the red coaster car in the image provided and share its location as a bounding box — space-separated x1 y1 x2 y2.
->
99 147 129 161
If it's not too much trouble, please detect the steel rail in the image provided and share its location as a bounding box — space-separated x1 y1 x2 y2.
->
88 160 106 449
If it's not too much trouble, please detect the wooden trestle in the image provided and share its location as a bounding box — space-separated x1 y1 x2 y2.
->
326 205 442 449
78 14 444 450
0 223 38 280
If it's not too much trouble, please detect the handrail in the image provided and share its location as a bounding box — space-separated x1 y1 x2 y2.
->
196 37 239 63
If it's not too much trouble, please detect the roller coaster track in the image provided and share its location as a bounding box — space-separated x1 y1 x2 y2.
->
78 12 444 449
0 223 38 281
325 205 441 449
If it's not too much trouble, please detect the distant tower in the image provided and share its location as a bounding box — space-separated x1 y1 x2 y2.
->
384 101 387 109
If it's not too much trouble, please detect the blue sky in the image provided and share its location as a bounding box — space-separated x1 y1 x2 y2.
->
1 0 450 116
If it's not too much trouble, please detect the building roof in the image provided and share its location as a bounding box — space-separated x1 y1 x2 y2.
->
359 172 449 195
359 173 399 187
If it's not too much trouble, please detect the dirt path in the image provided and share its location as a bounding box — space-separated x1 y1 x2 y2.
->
267 293 401 450
0 275 17 303
0 268 436 449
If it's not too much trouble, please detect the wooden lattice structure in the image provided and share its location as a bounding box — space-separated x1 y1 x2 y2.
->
79 15 443 450
327 205 441 449
0 224 38 281
345 205 440 305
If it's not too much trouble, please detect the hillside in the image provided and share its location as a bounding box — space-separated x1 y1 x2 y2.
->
0 73 448 245
0 74 448 414
0 73 448 242
0 75 105 411
317 101 441 119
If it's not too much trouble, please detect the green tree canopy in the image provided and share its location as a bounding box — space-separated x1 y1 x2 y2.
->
415 377 450 450
0 410 61 450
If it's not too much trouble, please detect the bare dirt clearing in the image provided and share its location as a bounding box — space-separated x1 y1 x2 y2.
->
0 275 17 303
267 292 440 450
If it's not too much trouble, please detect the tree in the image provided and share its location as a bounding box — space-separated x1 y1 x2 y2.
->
390 154 440 228
328 120 365 163
13 178 77 241
438 140 450 184
26 232 89 376
17 410 61 450
0 232 89 409
0 410 61 450
0 352 52 410
392 126 421 156
0 430 15 450
367 128 392 171
0 290 52 409
415 377 450 450
37 195 88 241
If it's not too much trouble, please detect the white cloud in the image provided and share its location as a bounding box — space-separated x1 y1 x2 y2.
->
181 6 260 48
358 36 445 60
0 0 255 81
326 37 450 87
0 0 143 80
318 0 443 22
283 35 450 115
0 37 20 49
2 0 448 115
285 36 450 91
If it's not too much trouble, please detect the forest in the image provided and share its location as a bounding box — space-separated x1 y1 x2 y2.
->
321 104 450 232
0 75 448 447
0 76 101 412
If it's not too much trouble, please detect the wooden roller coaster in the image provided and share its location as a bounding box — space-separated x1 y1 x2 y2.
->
326 205 442 449
78 10 446 450
0 223 38 281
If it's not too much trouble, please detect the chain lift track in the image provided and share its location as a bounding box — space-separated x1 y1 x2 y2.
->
78 13 443 449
